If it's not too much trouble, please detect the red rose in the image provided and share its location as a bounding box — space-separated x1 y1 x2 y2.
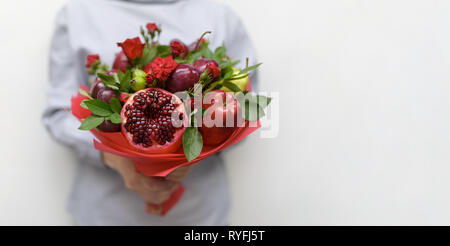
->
117 37 145 60
205 62 221 80
86 54 100 68
146 23 160 34
170 40 188 58
144 56 179 86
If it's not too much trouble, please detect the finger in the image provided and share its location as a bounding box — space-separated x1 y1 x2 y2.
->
170 182 180 192
144 177 177 191
144 190 173 205
166 164 196 181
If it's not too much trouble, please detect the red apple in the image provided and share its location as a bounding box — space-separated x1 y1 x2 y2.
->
199 90 243 145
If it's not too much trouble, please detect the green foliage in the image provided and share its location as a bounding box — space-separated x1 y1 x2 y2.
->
222 81 241 92
106 113 122 124
183 127 203 162
79 97 124 130
238 63 262 75
79 116 105 130
84 99 113 117
78 88 93 99
136 45 157 67
117 70 132 92
109 98 122 114
236 92 272 121
97 73 119 90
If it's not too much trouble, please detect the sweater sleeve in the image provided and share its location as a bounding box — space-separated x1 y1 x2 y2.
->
42 7 104 168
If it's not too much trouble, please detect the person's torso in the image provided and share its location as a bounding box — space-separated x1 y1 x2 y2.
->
66 0 232 225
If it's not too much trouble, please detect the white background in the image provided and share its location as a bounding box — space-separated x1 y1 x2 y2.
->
1 0 450 225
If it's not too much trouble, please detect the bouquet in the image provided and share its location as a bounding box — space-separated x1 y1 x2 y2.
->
71 23 271 215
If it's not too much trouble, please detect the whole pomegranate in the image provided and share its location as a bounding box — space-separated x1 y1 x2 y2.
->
165 64 200 93
94 89 121 132
97 88 117 104
121 88 188 153
199 90 243 145
113 51 131 72
98 120 121 132
89 80 105 99
89 70 117 99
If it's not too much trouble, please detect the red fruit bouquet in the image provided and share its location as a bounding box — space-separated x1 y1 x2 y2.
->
71 23 271 215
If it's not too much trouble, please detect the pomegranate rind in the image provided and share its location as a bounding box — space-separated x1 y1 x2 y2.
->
120 88 188 154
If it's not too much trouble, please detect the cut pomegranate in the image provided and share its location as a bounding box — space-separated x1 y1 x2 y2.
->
121 88 188 153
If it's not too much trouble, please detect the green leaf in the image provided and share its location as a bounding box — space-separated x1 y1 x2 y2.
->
80 99 89 109
137 45 157 67
236 93 270 121
183 127 203 162
117 70 124 82
213 45 226 61
256 95 272 108
159 51 172 58
186 51 203 64
222 81 241 92
211 83 223 91
97 73 117 85
107 113 122 124
157 45 171 57
201 47 214 59
109 97 122 114
79 116 105 130
119 70 132 92
174 57 186 64
238 63 262 75
243 102 265 121
219 59 240 69
85 99 113 117
98 73 120 90
242 93 271 105
106 84 120 90
222 70 235 80
78 88 93 99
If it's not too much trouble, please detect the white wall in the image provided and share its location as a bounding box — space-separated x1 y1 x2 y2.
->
1 0 450 225
0 0 76 225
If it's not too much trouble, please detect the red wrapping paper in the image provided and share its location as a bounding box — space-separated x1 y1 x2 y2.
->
71 82 260 216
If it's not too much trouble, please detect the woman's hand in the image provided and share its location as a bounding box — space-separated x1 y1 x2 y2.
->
102 152 195 205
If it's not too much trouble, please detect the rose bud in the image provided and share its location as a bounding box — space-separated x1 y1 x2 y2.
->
146 23 160 35
86 54 100 68
170 40 188 58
